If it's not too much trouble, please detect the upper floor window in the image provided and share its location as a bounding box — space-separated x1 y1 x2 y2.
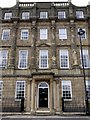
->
22 12 30 19
18 50 28 69
0 50 8 68
0 81 3 100
40 12 48 19
62 80 72 100
21 29 29 40
78 28 86 39
59 50 69 68
59 28 67 39
86 80 90 98
76 11 84 18
80 49 90 68
15 81 25 100
40 29 48 40
2 29 10 40
39 50 48 69
4 12 12 20
58 11 66 19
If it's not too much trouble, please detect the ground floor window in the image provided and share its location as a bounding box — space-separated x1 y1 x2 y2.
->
0 81 3 100
15 81 25 100
86 80 90 98
62 80 72 100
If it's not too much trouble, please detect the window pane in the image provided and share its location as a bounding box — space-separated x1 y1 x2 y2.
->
40 29 48 40
59 29 67 39
21 29 29 40
15 81 25 100
2 29 10 40
86 81 90 98
4 13 12 20
18 50 28 69
76 11 84 18
62 81 72 100
39 50 48 68
40 12 48 19
60 50 69 68
22 12 29 19
78 28 86 39
58 11 66 19
0 50 8 68
80 50 89 68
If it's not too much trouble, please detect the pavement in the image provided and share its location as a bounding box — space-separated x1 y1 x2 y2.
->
0 112 89 120
0 115 90 120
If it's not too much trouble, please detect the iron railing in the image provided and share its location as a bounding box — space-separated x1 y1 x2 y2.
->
62 97 85 112
0 97 24 112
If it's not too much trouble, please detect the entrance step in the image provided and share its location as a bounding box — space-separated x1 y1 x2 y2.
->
36 110 50 115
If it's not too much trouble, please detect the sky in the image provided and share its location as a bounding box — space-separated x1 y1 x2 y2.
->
0 0 89 8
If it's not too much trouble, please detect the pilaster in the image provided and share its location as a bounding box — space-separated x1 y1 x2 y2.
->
26 80 30 112
53 80 57 110
31 21 37 69
51 20 57 69
56 81 60 114
8 20 18 69
31 79 35 114
50 78 53 114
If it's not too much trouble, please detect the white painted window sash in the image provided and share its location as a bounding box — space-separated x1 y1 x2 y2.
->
4 13 12 20
22 12 30 19
21 29 29 40
40 29 48 40
80 49 89 68
40 12 48 19
39 50 48 69
18 50 28 69
62 80 72 100
59 28 67 39
15 81 25 101
0 50 8 68
58 11 66 19
2 29 10 40
60 50 69 68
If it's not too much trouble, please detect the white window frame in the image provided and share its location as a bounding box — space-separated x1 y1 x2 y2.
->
62 80 72 101
40 29 48 40
78 28 86 39
22 12 30 19
0 50 8 68
58 11 66 19
76 11 84 18
0 81 3 101
21 29 29 40
86 80 90 98
39 50 48 69
40 12 48 19
59 28 67 39
80 49 89 68
18 50 28 69
59 50 69 68
2 29 10 40
15 81 25 101
4 12 12 20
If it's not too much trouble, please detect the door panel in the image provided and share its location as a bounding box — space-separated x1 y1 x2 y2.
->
39 88 48 107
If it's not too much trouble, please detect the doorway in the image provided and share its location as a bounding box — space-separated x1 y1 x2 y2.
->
38 82 49 108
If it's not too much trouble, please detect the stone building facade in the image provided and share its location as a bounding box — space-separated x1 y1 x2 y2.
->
0 0 90 114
